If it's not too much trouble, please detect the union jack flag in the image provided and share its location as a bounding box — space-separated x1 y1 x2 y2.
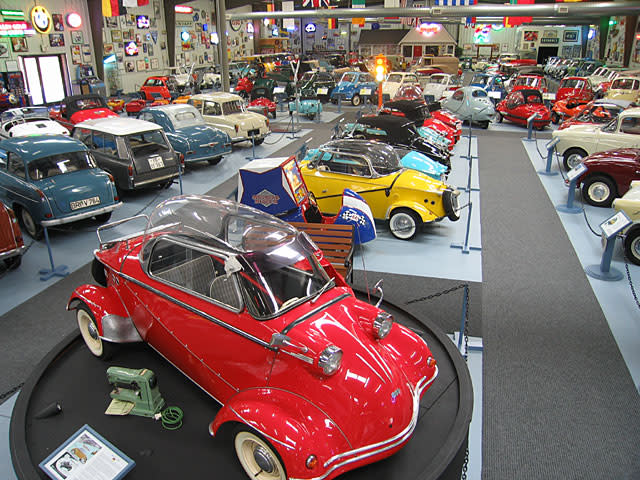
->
400 0 419 26
302 0 330 7
433 0 474 5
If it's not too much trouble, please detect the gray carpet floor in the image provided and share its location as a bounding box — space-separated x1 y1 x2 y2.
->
1 114 639 478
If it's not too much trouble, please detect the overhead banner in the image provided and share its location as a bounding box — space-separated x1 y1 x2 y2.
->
352 0 365 26
282 1 294 30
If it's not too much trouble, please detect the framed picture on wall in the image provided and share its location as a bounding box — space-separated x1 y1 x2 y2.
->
104 43 114 54
52 14 64 31
147 44 153 56
123 30 131 40
71 31 83 44
563 30 578 42
49 33 65 47
105 17 118 28
154 1 161 17
151 57 159 69
11 37 27 52
111 30 122 42
0 40 9 58
523 31 538 42
136 59 146 71
125 61 135 72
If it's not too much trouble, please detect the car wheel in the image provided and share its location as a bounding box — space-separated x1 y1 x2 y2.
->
480 120 489 129
443 189 460 221
308 113 316 120
234 428 286 480
95 212 112 223
624 224 640 266
497 112 503 123
551 112 560 124
271 110 276 119
563 148 587 171
18 206 43 240
389 208 421 241
254 138 265 146
76 303 112 359
582 175 617 207
3 255 21 271
208 156 222 166
351 94 361 106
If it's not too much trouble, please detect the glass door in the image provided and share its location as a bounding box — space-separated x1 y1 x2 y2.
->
19 55 70 105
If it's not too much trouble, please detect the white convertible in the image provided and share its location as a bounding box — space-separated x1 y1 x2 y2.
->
422 74 461 101
0 107 69 138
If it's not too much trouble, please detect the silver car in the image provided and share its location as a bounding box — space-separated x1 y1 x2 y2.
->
441 86 496 129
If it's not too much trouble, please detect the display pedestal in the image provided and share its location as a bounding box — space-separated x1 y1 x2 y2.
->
10 293 473 480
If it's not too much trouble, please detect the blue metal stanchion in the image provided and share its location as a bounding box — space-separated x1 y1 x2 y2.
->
538 137 560 176
39 227 69 281
337 94 342 114
557 163 587 214
523 113 540 142
178 162 184 195
585 236 624 281
287 113 299 140
245 133 258 160
458 121 479 193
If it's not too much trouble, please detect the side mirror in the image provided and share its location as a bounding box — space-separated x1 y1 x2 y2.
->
374 279 384 308
270 332 291 347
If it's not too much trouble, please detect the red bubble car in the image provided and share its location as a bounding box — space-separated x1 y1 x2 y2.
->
496 89 551 129
68 195 438 480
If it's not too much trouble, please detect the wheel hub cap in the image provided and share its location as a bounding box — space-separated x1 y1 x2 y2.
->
87 321 99 341
253 445 276 473
590 184 608 201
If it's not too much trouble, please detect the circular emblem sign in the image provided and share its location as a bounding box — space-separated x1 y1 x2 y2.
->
230 19 242 31
31 6 52 34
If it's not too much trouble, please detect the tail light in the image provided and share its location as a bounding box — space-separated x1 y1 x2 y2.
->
128 165 133 176
179 153 185 164
106 173 115 183
235 124 239 133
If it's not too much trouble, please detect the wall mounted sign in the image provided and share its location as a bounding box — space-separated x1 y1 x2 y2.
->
175 20 192 27
66 12 82 29
540 37 559 44
230 19 242 31
416 23 441 37
1 10 24 19
0 21 35 37
305 23 316 33
246 23 254 34
174 5 194 14
30 6 52 34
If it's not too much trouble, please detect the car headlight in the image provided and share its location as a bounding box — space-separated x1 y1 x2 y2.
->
318 345 342 375
373 312 393 339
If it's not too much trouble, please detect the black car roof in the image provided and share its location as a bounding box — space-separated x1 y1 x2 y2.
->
357 114 414 129
320 138 389 155
382 99 427 114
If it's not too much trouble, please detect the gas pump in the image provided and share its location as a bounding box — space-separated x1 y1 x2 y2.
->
76 65 106 97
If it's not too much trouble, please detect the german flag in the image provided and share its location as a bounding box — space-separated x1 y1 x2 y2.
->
328 18 337 29
266 2 276 25
102 0 125 17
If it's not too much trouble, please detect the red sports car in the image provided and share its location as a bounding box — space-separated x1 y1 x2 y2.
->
558 100 630 130
50 94 118 131
0 202 24 270
576 148 640 207
496 89 551 129
555 76 594 103
68 195 438 480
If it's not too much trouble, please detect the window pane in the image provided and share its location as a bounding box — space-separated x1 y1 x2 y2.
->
39 56 65 103
23 57 43 105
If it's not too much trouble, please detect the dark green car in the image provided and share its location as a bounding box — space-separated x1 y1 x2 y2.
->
298 71 336 103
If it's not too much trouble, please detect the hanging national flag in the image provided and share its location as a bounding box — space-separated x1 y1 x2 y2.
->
504 0 534 27
352 0 365 26
328 18 337 29
303 0 330 7
102 0 125 17
266 2 276 25
433 0 474 5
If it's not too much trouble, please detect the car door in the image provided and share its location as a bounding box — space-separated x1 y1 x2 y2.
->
128 238 276 402
0 152 41 217
598 116 640 151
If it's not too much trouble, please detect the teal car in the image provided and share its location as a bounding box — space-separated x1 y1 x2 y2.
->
138 104 231 166
0 135 121 239
305 139 447 181
288 97 323 120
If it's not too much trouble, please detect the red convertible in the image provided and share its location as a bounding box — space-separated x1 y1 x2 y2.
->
50 94 118 131
496 89 551 129
68 195 438 480
576 148 640 207
558 99 631 130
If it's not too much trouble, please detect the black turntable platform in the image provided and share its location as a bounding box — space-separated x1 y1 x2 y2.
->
10 292 473 480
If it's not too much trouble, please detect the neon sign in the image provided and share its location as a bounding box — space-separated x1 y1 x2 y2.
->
416 23 441 37
174 5 194 14
66 12 82 28
30 6 52 34
305 23 316 33
0 21 35 36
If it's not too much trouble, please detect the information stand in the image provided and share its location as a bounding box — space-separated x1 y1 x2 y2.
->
585 211 632 281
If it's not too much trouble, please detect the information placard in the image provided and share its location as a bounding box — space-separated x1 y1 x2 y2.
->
542 92 556 101
600 211 632 240
39 425 135 480
317 87 328 95
273 86 285 94
565 162 587 182
488 91 501 99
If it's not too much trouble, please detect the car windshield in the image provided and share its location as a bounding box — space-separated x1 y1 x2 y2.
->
386 74 403 83
602 118 618 133
1 107 50 124
471 75 489 86
222 100 244 115
127 129 171 156
515 76 538 86
28 150 96 181
340 73 357 83
168 107 206 127
562 79 584 89
368 145 401 175
73 97 107 110
300 72 314 83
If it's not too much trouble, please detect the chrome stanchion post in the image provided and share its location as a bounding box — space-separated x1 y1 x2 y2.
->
557 163 587 214
585 211 631 281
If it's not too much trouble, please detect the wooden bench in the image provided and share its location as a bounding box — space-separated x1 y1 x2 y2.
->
289 222 355 283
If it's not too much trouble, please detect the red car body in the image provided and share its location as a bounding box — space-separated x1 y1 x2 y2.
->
68 196 438 480
511 74 549 93
551 98 590 124
248 86 277 118
497 89 551 129
235 77 254 98
576 148 640 207
558 100 629 130
140 76 178 101
0 203 24 270
50 94 118 130
430 109 462 141
555 76 594 103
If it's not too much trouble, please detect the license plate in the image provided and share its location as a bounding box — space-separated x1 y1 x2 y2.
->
248 129 260 137
148 156 164 170
360 88 372 95
543 92 556 101
70 196 100 211
317 88 328 95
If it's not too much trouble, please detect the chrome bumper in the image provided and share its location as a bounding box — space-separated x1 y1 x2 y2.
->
41 202 123 227
0 244 27 261
231 132 268 143
290 366 439 480
133 172 179 188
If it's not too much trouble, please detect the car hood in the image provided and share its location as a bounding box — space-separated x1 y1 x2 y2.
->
9 120 69 137
39 169 114 215
585 148 640 164
555 123 601 136
276 292 431 446
70 108 118 124
400 150 447 178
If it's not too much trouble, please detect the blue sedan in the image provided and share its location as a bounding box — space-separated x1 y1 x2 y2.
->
138 104 232 166
0 136 121 239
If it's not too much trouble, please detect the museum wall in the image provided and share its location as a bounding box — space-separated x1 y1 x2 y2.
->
173 0 219 70
630 17 640 68
603 16 627 66
227 5 255 60
0 0 95 80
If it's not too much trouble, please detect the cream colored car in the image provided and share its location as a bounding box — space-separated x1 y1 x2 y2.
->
612 180 640 265
552 107 640 171
381 72 420 99
188 92 269 144
605 76 640 103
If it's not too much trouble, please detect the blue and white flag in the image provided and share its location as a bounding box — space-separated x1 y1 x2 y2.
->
433 0 475 5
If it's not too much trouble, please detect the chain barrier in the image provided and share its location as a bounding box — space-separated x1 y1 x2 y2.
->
555 151 569 182
581 204 600 237
0 382 24 402
406 283 468 305
461 448 469 480
624 256 640 311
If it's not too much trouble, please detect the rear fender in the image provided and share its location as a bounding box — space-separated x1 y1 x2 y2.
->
209 388 351 480
67 284 141 343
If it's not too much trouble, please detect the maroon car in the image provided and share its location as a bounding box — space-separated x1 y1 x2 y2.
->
0 203 25 270
577 148 640 207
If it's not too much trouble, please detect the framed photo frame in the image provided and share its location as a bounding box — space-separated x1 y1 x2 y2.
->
71 30 83 44
563 30 578 42
136 59 146 71
104 43 114 54
125 60 135 72
105 17 118 28
49 33 65 47
151 57 159 69
0 40 10 58
111 30 122 42
10 37 27 53
52 14 64 31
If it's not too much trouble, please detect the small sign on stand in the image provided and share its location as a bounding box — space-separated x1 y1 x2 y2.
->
585 210 632 281
557 162 587 213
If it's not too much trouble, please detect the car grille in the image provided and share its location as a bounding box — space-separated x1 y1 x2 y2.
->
248 129 260 137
